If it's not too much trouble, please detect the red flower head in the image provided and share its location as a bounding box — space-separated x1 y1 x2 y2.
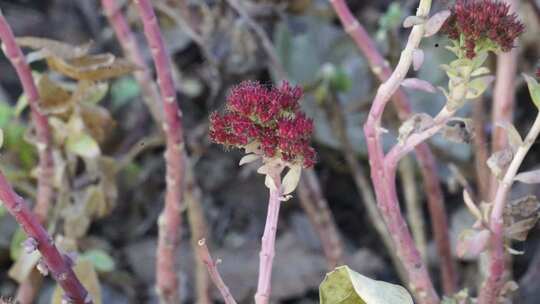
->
441 0 524 58
210 81 316 168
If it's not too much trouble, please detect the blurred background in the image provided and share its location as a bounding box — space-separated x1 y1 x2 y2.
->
0 0 540 303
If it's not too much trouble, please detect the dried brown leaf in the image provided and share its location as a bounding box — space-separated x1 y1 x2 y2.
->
47 54 138 81
36 74 73 114
15 36 92 59
80 103 115 143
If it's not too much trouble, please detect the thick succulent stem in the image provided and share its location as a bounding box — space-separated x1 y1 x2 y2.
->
328 0 456 295
132 1 185 302
255 175 282 304
0 172 89 303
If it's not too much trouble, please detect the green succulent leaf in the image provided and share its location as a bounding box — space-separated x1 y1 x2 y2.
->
319 266 413 304
523 73 540 110
10 227 28 261
81 249 116 272
66 132 101 158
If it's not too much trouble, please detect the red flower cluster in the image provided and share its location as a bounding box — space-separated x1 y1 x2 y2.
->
442 0 524 58
210 81 316 168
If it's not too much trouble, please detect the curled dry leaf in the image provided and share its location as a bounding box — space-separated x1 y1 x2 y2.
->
239 154 260 166
282 165 302 195
401 78 437 93
514 169 540 184
443 118 474 144
424 10 451 37
503 195 540 241
36 74 73 114
413 48 424 71
46 54 139 81
496 122 523 151
456 228 490 259
80 103 115 143
398 113 434 144
487 148 514 179
15 36 92 59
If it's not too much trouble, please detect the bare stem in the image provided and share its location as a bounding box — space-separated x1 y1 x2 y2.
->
0 172 89 303
329 0 454 299
489 0 520 199
255 175 282 304
197 239 237 304
297 170 345 270
479 113 540 303
132 1 185 302
400 156 427 261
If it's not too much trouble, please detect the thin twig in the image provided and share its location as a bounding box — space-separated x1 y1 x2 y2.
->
399 156 428 261
132 1 186 302
197 239 237 304
297 170 345 270
479 113 540 303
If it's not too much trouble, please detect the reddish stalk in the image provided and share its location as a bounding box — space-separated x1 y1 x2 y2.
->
132 1 185 303
329 0 456 296
0 172 89 303
101 2 213 302
489 0 520 199
255 175 282 304
101 0 163 123
297 170 344 269
197 239 237 304
0 10 54 236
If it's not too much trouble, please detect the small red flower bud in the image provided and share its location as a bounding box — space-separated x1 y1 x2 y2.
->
441 0 524 58
210 81 317 168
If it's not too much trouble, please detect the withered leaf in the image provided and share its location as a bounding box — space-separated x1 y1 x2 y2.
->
47 53 138 81
15 36 91 59
443 119 474 144
80 103 115 143
503 195 540 241
487 148 514 179
36 74 73 114
398 113 434 144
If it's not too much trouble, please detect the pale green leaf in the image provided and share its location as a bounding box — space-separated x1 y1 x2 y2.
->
319 266 413 304
81 249 116 272
466 75 494 99
523 73 540 109
65 132 101 158
10 227 27 261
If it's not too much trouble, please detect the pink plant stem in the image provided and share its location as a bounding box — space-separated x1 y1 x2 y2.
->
358 1 441 303
101 0 163 123
479 113 540 304
0 172 89 303
0 10 54 228
255 175 282 304
489 0 519 198
132 1 185 303
197 239 237 304
329 0 456 296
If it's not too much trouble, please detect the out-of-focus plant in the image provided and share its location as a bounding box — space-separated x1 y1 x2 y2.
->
3 36 137 304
